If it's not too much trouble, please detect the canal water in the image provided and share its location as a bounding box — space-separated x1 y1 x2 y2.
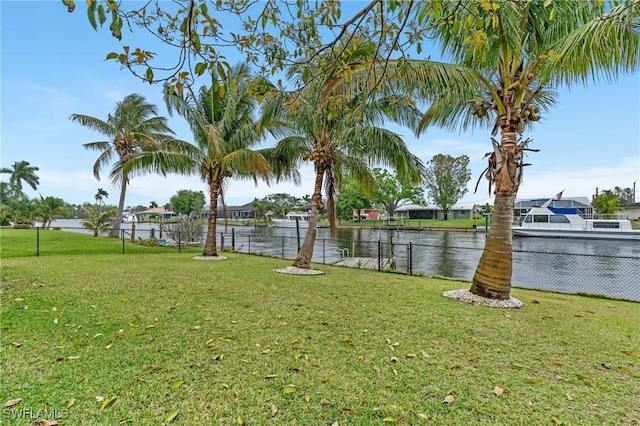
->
51 219 640 301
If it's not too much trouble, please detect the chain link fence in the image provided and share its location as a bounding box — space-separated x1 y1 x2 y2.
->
2 226 638 302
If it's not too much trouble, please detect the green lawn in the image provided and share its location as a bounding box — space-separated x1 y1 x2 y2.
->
1 252 638 425
0 228 203 258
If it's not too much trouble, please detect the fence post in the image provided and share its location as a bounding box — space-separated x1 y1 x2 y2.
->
378 240 382 271
121 229 125 254
407 242 413 275
36 227 40 256
131 222 136 242
282 236 285 258
232 228 235 250
178 231 182 253
220 232 224 251
248 234 251 254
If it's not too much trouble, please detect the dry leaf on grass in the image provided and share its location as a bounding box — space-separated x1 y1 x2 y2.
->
417 413 431 421
4 398 23 407
493 386 504 396
271 404 278 416
443 394 455 404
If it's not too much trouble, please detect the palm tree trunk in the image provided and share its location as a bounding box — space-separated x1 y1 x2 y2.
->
292 168 324 269
470 130 519 300
203 180 219 257
108 181 127 237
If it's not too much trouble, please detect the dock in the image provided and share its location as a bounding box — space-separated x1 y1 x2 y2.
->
333 257 395 270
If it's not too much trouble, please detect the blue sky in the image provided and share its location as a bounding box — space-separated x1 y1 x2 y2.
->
1 1 639 209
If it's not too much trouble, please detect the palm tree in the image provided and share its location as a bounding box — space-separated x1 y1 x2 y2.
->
37 195 65 229
70 94 175 237
149 201 159 208
412 1 639 300
0 161 40 196
122 63 273 258
264 44 427 270
94 188 109 214
81 205 116 237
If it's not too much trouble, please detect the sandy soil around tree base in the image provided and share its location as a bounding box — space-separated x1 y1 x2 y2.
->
442 289 525 308
274 266 326 275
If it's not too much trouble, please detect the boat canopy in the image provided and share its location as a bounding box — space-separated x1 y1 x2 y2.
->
548 207 578 215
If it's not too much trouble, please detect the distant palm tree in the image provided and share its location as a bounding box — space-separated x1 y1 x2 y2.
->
81 205 116 237
70 93 175 237
122 63 273 258
94 188 109 213
0 161 40 196
149 201 158 208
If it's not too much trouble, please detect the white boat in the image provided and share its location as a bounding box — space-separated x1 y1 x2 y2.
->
512 201 640 240
270 211 309 228
122 213 138 223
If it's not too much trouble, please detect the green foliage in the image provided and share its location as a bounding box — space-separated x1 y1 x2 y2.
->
169 189 206 216
424 155 471 220
258 193 304 218
372 168 425 217
36 195 66 229
337 178 371 220
0 160 40 195
80 205 116 237
592 190 622 215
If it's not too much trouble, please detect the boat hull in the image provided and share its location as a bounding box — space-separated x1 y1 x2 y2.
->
270 220 309 228
512 228 640 240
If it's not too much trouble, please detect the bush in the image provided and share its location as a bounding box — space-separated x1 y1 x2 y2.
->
136 238 160 247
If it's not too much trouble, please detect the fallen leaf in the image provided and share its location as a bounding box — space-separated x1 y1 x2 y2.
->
304 393 310 402
527 378 542 385
283 384 296 394
170 380 184 390
10 342 22 348
331 423 338 426
66 398 76 409
550 416 561 424
493 387 504 396
36 420 58 426
67 356 80 360
100 396 117 409
341 408 352 414
4 398 23 407
417 413 431 422
261 349 271 354
565 393 574 401
264 374 277 380
531 299 540 304
164 409 179 423
443 394 455 404
420 350 430 359
271 404 278 416
406 353 417 358
237 414 245 425
511 363 524 370
582 378 594 387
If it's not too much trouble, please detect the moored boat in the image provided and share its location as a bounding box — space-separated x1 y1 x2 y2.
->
270 211 309 228
512 201 640 240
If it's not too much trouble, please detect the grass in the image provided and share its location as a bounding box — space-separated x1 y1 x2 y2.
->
0 228 203 258
1 251 638 425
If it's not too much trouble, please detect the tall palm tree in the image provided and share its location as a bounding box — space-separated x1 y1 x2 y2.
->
264 44 427 270
413 1 639 300
94 188 109 214
122 63 273 258
70 94 175 237
0 161 40 196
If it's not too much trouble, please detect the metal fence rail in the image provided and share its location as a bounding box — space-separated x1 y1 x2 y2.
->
2 226 638 302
